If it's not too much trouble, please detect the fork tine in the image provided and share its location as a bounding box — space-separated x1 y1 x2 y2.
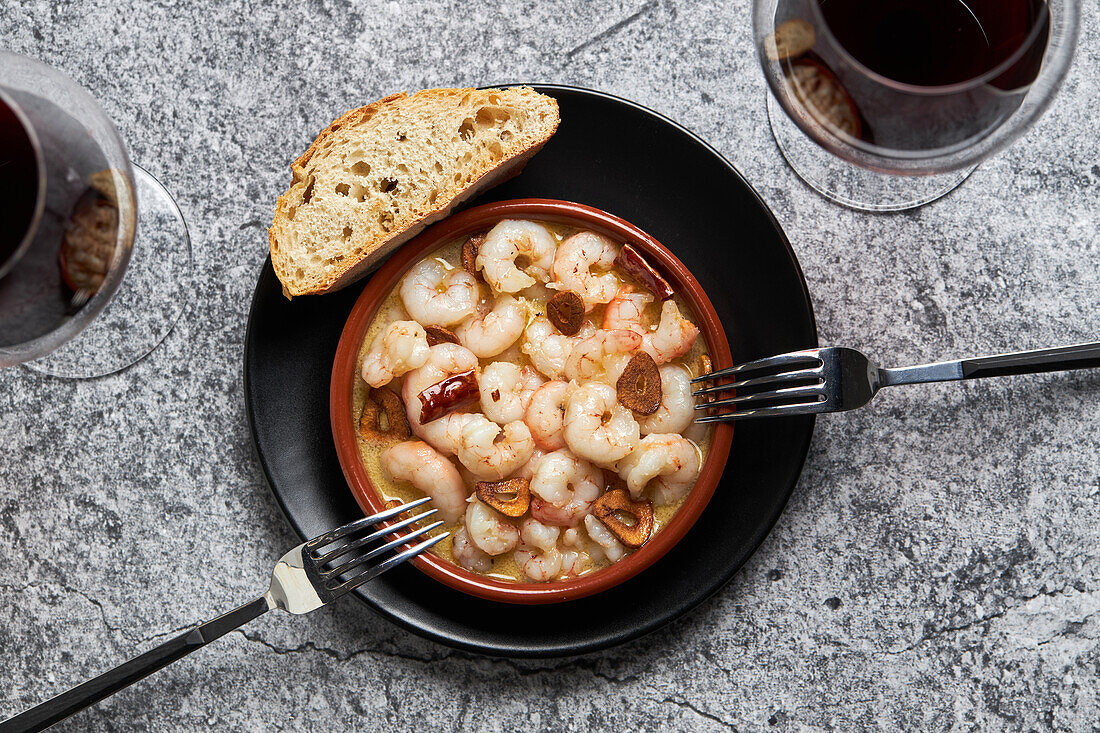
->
698 384 824 411
693 400 827 422
322 520 444 579
692 368 823 397
691 351 821 384
333 533 449 595
305 497 432 552
313 509 438 565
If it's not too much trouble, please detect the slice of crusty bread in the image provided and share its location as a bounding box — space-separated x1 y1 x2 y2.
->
268 87 560 297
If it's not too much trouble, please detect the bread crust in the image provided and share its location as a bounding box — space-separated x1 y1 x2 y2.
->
268 88 560 298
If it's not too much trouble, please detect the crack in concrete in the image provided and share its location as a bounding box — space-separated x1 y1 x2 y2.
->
67 586 126 636
877 583 1086 655
656 695 738 730
235 630 453 664
565 0 659 59
1035 610 1099 647
4 578 202 648
233 629 647 685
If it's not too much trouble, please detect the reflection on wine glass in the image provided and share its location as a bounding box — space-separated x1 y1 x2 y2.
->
0 51 191 377
753 0 1079 211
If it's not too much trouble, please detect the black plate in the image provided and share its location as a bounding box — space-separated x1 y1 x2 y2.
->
244 85 817 657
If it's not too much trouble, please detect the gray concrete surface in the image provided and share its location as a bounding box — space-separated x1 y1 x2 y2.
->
2 1 1098 730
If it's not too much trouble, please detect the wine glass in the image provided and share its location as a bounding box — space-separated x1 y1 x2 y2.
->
0 51 190 377
753 0 1080 211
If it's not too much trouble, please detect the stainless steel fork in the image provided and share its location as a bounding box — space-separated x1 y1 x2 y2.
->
0 498 446 733
692 341 1100 422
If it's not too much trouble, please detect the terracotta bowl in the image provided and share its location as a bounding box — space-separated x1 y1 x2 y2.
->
330 199 734 604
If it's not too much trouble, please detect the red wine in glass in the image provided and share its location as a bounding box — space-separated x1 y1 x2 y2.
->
756 0 1075 210
0 92 123 355
1 52 195 376
765 0 1057 168
818 0 1050 90
0 98 42 277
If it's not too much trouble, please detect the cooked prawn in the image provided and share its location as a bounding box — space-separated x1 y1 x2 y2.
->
528 449 602 527
360 320 431 388
519 517 561 551
563 382 640 467
564 329 643 385
604 290 700 365
476 220 557 293
480 363 545 425
602 287 652 334
402 343 480 454
638 364 694 435
529 449 602 510
513 447 547 481
645 300 700 364
465 498 519 555
531 497 595 528
404 343 479 392
522 316 596 380
584 514 626 563
454 415 535 480
452 526 491 573
523 380 573 451
517 280 555 305
560 549 586 576
550 231 620 307
399 258 478 326
515 543 563 581
454 294 526 358
381 440 468 524
616 433 701 503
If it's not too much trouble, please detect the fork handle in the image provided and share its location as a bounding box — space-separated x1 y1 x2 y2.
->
960 342 1100 379
0 596 272 733
883 341 1100 386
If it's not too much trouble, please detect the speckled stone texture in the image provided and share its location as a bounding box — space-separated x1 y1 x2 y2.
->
2 1 1098 730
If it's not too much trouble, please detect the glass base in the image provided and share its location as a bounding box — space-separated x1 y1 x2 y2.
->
766 91 976 212
26 165 190 378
